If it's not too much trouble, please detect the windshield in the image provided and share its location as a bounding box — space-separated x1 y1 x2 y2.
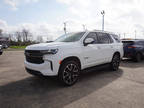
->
55 32 85 42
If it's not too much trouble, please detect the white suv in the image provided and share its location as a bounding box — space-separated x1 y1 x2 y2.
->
25 31 123 85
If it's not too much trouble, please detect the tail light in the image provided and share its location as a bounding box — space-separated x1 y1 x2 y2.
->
128 46 136 48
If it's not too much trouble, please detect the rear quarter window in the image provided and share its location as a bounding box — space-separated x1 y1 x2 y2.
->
111 34 121 43
96 33 112 44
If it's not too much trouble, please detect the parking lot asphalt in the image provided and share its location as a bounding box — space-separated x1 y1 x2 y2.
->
0 51 144 108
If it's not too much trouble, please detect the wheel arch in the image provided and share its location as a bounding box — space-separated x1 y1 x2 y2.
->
59 56 81 71
113 51 121 59
136 51 143 56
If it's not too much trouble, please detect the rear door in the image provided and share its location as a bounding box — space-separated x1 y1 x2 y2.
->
96 32 114 63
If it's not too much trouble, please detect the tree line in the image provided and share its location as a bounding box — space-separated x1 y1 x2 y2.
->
3 29 44 46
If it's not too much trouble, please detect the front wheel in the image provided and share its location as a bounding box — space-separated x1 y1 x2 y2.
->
110 54 121 71
58 61 80 86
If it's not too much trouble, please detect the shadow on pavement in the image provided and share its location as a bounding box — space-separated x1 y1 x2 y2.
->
121 58 144 68
0 65 123 108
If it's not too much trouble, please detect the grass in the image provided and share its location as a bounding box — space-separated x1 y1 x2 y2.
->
4 46 27 51
10 46 27 49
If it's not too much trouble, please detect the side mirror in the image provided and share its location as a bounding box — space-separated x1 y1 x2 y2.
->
84 38 95 46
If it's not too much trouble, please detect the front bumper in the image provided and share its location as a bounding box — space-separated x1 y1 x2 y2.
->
24 60 57 76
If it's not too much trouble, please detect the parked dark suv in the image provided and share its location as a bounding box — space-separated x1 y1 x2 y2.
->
122 39 144 62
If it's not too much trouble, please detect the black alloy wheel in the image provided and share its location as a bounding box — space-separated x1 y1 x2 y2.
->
111 54 120 71
135 53 142 62
59 61 80 86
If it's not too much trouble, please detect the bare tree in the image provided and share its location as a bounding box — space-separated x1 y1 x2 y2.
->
37 36 43 43
22 29 30 42
8 33 13 41
15 31 22 42
0 29 3 36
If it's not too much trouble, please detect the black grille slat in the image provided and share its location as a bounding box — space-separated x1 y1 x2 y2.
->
25 50 44 64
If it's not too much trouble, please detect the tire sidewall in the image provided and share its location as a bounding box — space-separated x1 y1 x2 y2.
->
135 53 142 62
58 60 80 86
111 54 120 71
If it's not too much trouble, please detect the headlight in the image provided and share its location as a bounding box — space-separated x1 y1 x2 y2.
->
41 49 59 54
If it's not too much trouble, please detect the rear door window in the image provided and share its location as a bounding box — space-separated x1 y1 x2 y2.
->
96 32 111 44
111 34 121 43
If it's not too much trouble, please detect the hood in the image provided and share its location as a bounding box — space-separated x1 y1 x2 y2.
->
25 42 77 50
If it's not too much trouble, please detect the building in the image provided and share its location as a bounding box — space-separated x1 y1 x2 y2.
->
0 33 10 48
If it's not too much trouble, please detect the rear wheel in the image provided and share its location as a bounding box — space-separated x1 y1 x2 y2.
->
58 61 80 86
110 54 121 71
134 53 142 62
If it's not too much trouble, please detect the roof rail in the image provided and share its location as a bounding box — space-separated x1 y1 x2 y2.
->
93 29 115 34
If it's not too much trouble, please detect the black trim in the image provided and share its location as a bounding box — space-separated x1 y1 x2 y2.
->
25 68 43 76
50 61 53 71
25 50 44 64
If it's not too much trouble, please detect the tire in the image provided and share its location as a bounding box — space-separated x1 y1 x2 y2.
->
58 60 80 86
134 53 142 62
110 54 121 71
0 52 3 55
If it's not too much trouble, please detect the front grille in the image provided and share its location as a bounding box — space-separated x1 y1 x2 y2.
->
25 50 44 64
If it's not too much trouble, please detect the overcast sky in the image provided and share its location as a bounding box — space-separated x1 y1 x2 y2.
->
0 0 144 40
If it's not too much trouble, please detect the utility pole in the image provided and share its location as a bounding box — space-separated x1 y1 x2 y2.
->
135 30 137 39
64 22 67 35
82 24 86 31
124 33 126 39
101 10 105 31
119 34 121 39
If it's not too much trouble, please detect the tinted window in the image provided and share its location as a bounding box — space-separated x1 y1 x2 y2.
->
135 41 144 45
84 32 98 44
111 34 121 43
96 33 111 44
122 41 134 46
55 32 85 42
